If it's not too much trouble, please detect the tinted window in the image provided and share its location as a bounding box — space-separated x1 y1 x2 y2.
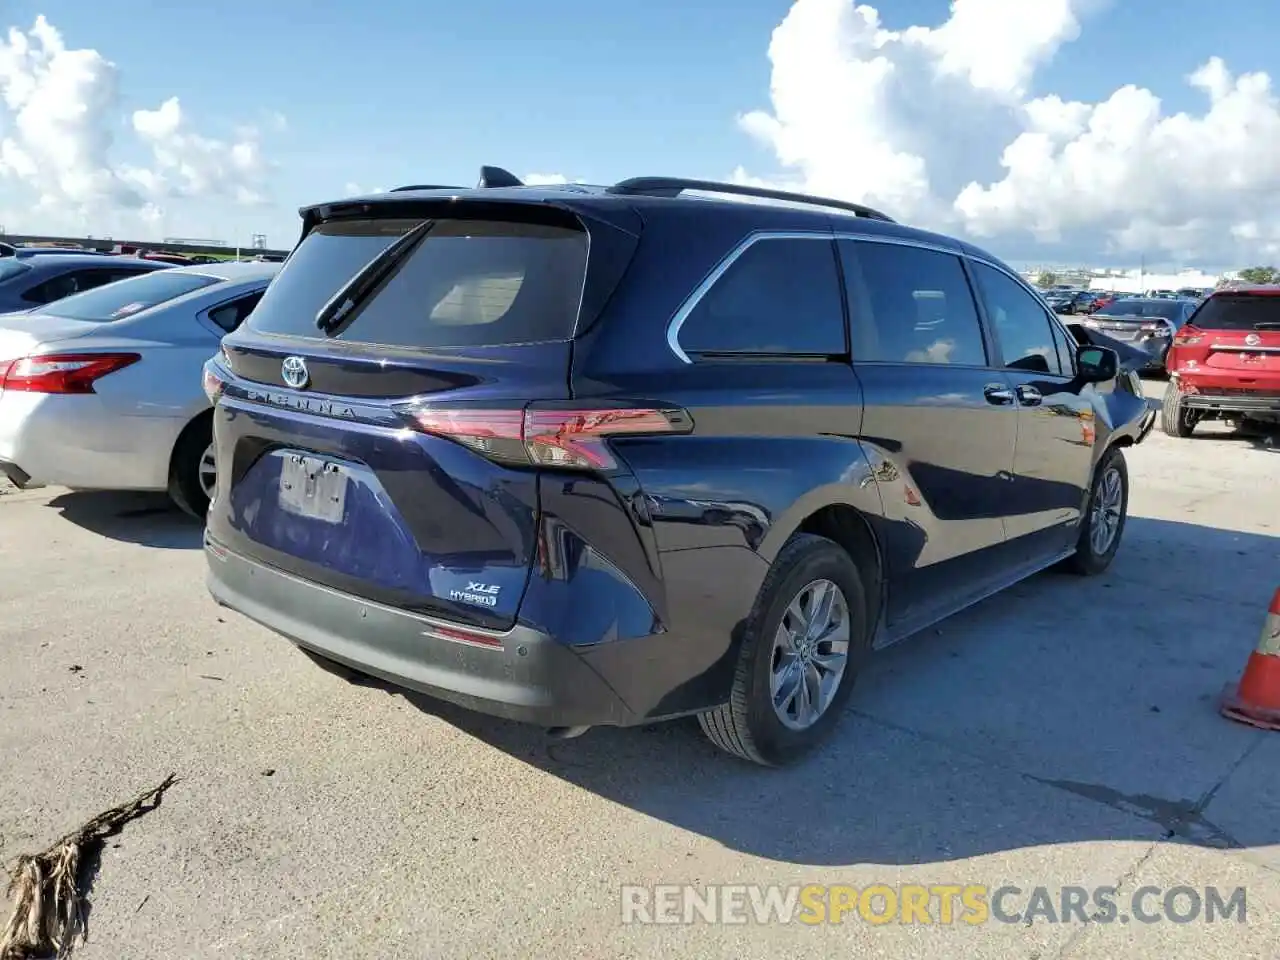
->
838 240 986 365
679 238 845 356
246 218 588 348
1050 317 1076 375
1103 299 1181 319
973 262 1063 375
30 270 219 320
1190 293 1280 331
209 290 265 333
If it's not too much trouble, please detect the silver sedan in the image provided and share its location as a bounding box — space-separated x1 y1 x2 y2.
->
0 261 279 516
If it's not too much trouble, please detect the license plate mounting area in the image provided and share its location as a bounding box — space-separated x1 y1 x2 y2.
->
279 454 347 524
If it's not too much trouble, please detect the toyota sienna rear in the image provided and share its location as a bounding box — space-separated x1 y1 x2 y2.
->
205 170 1152 766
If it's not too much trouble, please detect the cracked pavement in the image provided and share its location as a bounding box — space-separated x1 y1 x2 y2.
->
0 379 1277 959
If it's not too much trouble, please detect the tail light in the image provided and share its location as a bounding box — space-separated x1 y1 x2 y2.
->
202 361 226 403
401 404 694 470
1173 325 1204 346
0 352 140 394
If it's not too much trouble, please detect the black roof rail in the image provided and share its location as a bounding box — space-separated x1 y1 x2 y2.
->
477 166 524 189
606 176 895 223
388 184 463 192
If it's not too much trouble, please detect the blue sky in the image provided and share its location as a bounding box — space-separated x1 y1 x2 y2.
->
4 0 1280 266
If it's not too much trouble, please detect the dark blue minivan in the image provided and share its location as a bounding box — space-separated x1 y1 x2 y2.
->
203 171 1153 765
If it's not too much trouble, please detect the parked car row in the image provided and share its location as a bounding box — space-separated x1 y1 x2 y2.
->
1 169 1157 766
0 262 279 515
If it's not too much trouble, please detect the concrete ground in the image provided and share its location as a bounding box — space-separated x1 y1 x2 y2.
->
1 380 1277 959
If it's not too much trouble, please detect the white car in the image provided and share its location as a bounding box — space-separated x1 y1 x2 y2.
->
0 261 279 516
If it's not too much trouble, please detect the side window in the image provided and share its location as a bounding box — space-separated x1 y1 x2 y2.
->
1049 316 1076 375
678 238 846 357
21 268 133 304
837 240 987 365
208 291 265 333
21 272 77 304
972 262 1064 376
75 268 132 293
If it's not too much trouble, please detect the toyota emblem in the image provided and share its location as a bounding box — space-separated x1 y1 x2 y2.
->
281 356 310 390
1244 333 1262 347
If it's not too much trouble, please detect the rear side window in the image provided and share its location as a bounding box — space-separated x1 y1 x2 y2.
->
246 218 589 348
30 270 219 320
208 290 266 333
677 238 845 356
838 240 987 365
1190 294 1280 331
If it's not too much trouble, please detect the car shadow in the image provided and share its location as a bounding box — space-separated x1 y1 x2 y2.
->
306 514 1278 868
45 491 203 549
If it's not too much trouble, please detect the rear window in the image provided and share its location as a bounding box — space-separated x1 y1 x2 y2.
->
32 270 221 321
1191 294 1280 330
246 217 589 348
1103 299 1180 319
0 260 32 283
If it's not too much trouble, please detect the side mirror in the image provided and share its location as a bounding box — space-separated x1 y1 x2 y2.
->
1076 345 1119 383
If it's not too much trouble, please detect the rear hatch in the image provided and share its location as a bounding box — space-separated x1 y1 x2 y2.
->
1171 291 1280 386
1085 303 1182 359
205 196 642 631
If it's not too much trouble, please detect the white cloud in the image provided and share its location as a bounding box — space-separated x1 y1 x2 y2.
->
0 15 279 235
343 181 386 196
522 173 587 186
737 0 1280 264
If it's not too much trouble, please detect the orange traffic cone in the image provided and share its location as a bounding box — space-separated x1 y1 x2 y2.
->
1220 587 1280 731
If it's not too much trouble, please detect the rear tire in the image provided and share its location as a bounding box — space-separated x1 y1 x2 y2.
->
168 415 215 519
698 533 870 766
1064 446 1128 576
1161 382 1196 437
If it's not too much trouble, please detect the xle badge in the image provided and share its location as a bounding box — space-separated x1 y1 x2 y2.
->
451 582 501 608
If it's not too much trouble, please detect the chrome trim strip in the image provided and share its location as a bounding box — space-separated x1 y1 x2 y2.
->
665 229 963 364
1210 344 1280 354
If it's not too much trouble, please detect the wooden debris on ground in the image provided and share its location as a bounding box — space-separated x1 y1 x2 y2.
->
0 774 178 959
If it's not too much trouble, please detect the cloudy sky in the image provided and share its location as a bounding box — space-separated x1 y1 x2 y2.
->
2 0 1279 269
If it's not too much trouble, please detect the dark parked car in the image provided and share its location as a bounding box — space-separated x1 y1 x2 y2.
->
1079 297 1198 373
1047 290 1099 315
0 253 171 313
202 168 1155 766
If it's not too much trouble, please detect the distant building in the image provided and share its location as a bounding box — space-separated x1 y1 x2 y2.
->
1086 269 1219 295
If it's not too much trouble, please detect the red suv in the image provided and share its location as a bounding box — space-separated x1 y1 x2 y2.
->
1161 286 1280 436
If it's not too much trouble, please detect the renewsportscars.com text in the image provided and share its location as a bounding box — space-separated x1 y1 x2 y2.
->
620 884 1248 926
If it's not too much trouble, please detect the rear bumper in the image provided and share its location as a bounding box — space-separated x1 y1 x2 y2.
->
1181 393 1280 414
204 535 641 728
0 392 184 490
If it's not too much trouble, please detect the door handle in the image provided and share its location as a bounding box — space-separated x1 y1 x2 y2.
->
983 383 1015 405
1017 385 1043 406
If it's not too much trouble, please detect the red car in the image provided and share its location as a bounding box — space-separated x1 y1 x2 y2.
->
1161 286 1280 436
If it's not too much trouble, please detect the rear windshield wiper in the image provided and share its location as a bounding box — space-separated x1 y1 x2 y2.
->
1253 321 1280 330
315 219 434 335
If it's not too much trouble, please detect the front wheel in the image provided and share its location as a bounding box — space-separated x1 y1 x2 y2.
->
1064 447 1129 576
698 533 870 766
